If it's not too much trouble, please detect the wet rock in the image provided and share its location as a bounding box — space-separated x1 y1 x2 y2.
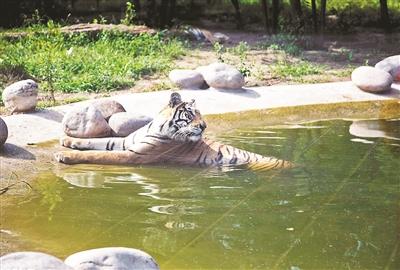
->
351 66 393 93
64 247 159 270
62 105 112 138
0 252 73 270
375 55 400 82
169 69 206 89
109 112 153 137
197 62 244 90
2 79 38 113
92 99 126 120
0 117 7 147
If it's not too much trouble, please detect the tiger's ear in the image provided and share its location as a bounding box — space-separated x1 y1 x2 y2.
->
169 92 182 107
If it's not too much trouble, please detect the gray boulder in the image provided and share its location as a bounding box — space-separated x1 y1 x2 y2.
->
62 105 112 138
0 117 8 147
2 79 38 113
197 62 244 90
375 55 400 82
351 66 393 93
109 112 153 137
64 247 159 270
92 99 126 120
169 69 206 89
0 252 73 270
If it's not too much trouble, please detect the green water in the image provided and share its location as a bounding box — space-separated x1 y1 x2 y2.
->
2 119 399 269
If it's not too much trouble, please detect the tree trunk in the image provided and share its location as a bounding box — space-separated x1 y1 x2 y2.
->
260 0 270 33
159 0 169 27
320 0 326 32
168 0 176 26
379 0 391 31
230 0 243 29
311 0 318 33
272 0 280 34
290 0 302 17
133 0 141 14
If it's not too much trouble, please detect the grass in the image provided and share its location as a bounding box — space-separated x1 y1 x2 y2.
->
270 60 323 81
0 22 185 98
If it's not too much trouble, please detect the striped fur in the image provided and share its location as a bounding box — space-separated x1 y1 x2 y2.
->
55 93 293 170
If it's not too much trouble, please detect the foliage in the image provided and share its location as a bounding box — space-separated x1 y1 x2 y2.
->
213 41 252 77
121 1 136 26
0 23 185 94
270 60 323 80
260 34 303 56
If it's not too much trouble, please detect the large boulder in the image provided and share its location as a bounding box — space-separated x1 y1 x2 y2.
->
169 69 206 89
0 117 8 147
64 247 159 270
2 79 38 113
92 99 126 120
375 55 400 82
196 62 244 90
0 252 73 270
108 112 153 137
62 105 112 138
351 66 393 93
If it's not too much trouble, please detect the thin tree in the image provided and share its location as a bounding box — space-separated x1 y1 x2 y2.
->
290 0 303 32
311 0 318 33
320 0 327 32
272 0 280 34
230 0 243 29
260 0 270 33
379 0 391 31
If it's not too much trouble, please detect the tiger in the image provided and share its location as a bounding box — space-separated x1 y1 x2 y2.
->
55 92 293 171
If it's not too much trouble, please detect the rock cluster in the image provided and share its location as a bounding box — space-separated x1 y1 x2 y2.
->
62 99 152 138
0 247 159 270
2 79 38 113
169 62 245 90
0 117 8 147
351 55 399 93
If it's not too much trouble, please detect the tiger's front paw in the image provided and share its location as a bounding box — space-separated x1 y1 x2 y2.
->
54 151 73 164
60 136 81 149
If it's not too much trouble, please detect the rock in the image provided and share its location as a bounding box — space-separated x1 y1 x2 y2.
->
64 247 159 270
0 252 73 270
351 66 393 93
62 105 112 138
169 69 206 89
213 32 230 43
0 117 8 147
196 62 245 90
2 79 38 113
375 55 400 82
109 112 153 137
92 99 126 120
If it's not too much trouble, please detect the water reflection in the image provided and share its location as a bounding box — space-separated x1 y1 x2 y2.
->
349 119 400 141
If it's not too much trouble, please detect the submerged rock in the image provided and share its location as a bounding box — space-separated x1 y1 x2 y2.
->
0 117 8 147
351 66 393 93
375 55 400 82
109 112 153 137
197 62 244 90
64 247 159 270
2 79 38 113
62 105 112 138
169 69 206 89
91 99 126 120
0 252 73 270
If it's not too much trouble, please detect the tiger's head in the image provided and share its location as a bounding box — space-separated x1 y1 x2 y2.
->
156 92 207 142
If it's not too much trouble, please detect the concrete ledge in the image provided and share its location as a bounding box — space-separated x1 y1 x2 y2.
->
2 81 400 146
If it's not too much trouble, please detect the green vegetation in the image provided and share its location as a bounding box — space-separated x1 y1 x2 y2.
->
0 22 185 96
271 60 323 80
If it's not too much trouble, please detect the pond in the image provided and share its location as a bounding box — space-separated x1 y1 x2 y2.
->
2 118 399 269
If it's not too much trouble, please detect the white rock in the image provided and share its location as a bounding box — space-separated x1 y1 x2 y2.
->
109 112 153 137
0 251 73 270
92 99 126 120
197 62 244 90
0 117 8 147
351 66 393 93
168 69 206 89
62 105 112 138
375 55 400 82
64 247 159 270
2 79 38 113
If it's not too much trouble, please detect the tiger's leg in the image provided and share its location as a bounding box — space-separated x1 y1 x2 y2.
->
55 150 143 165
60 136 129 151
